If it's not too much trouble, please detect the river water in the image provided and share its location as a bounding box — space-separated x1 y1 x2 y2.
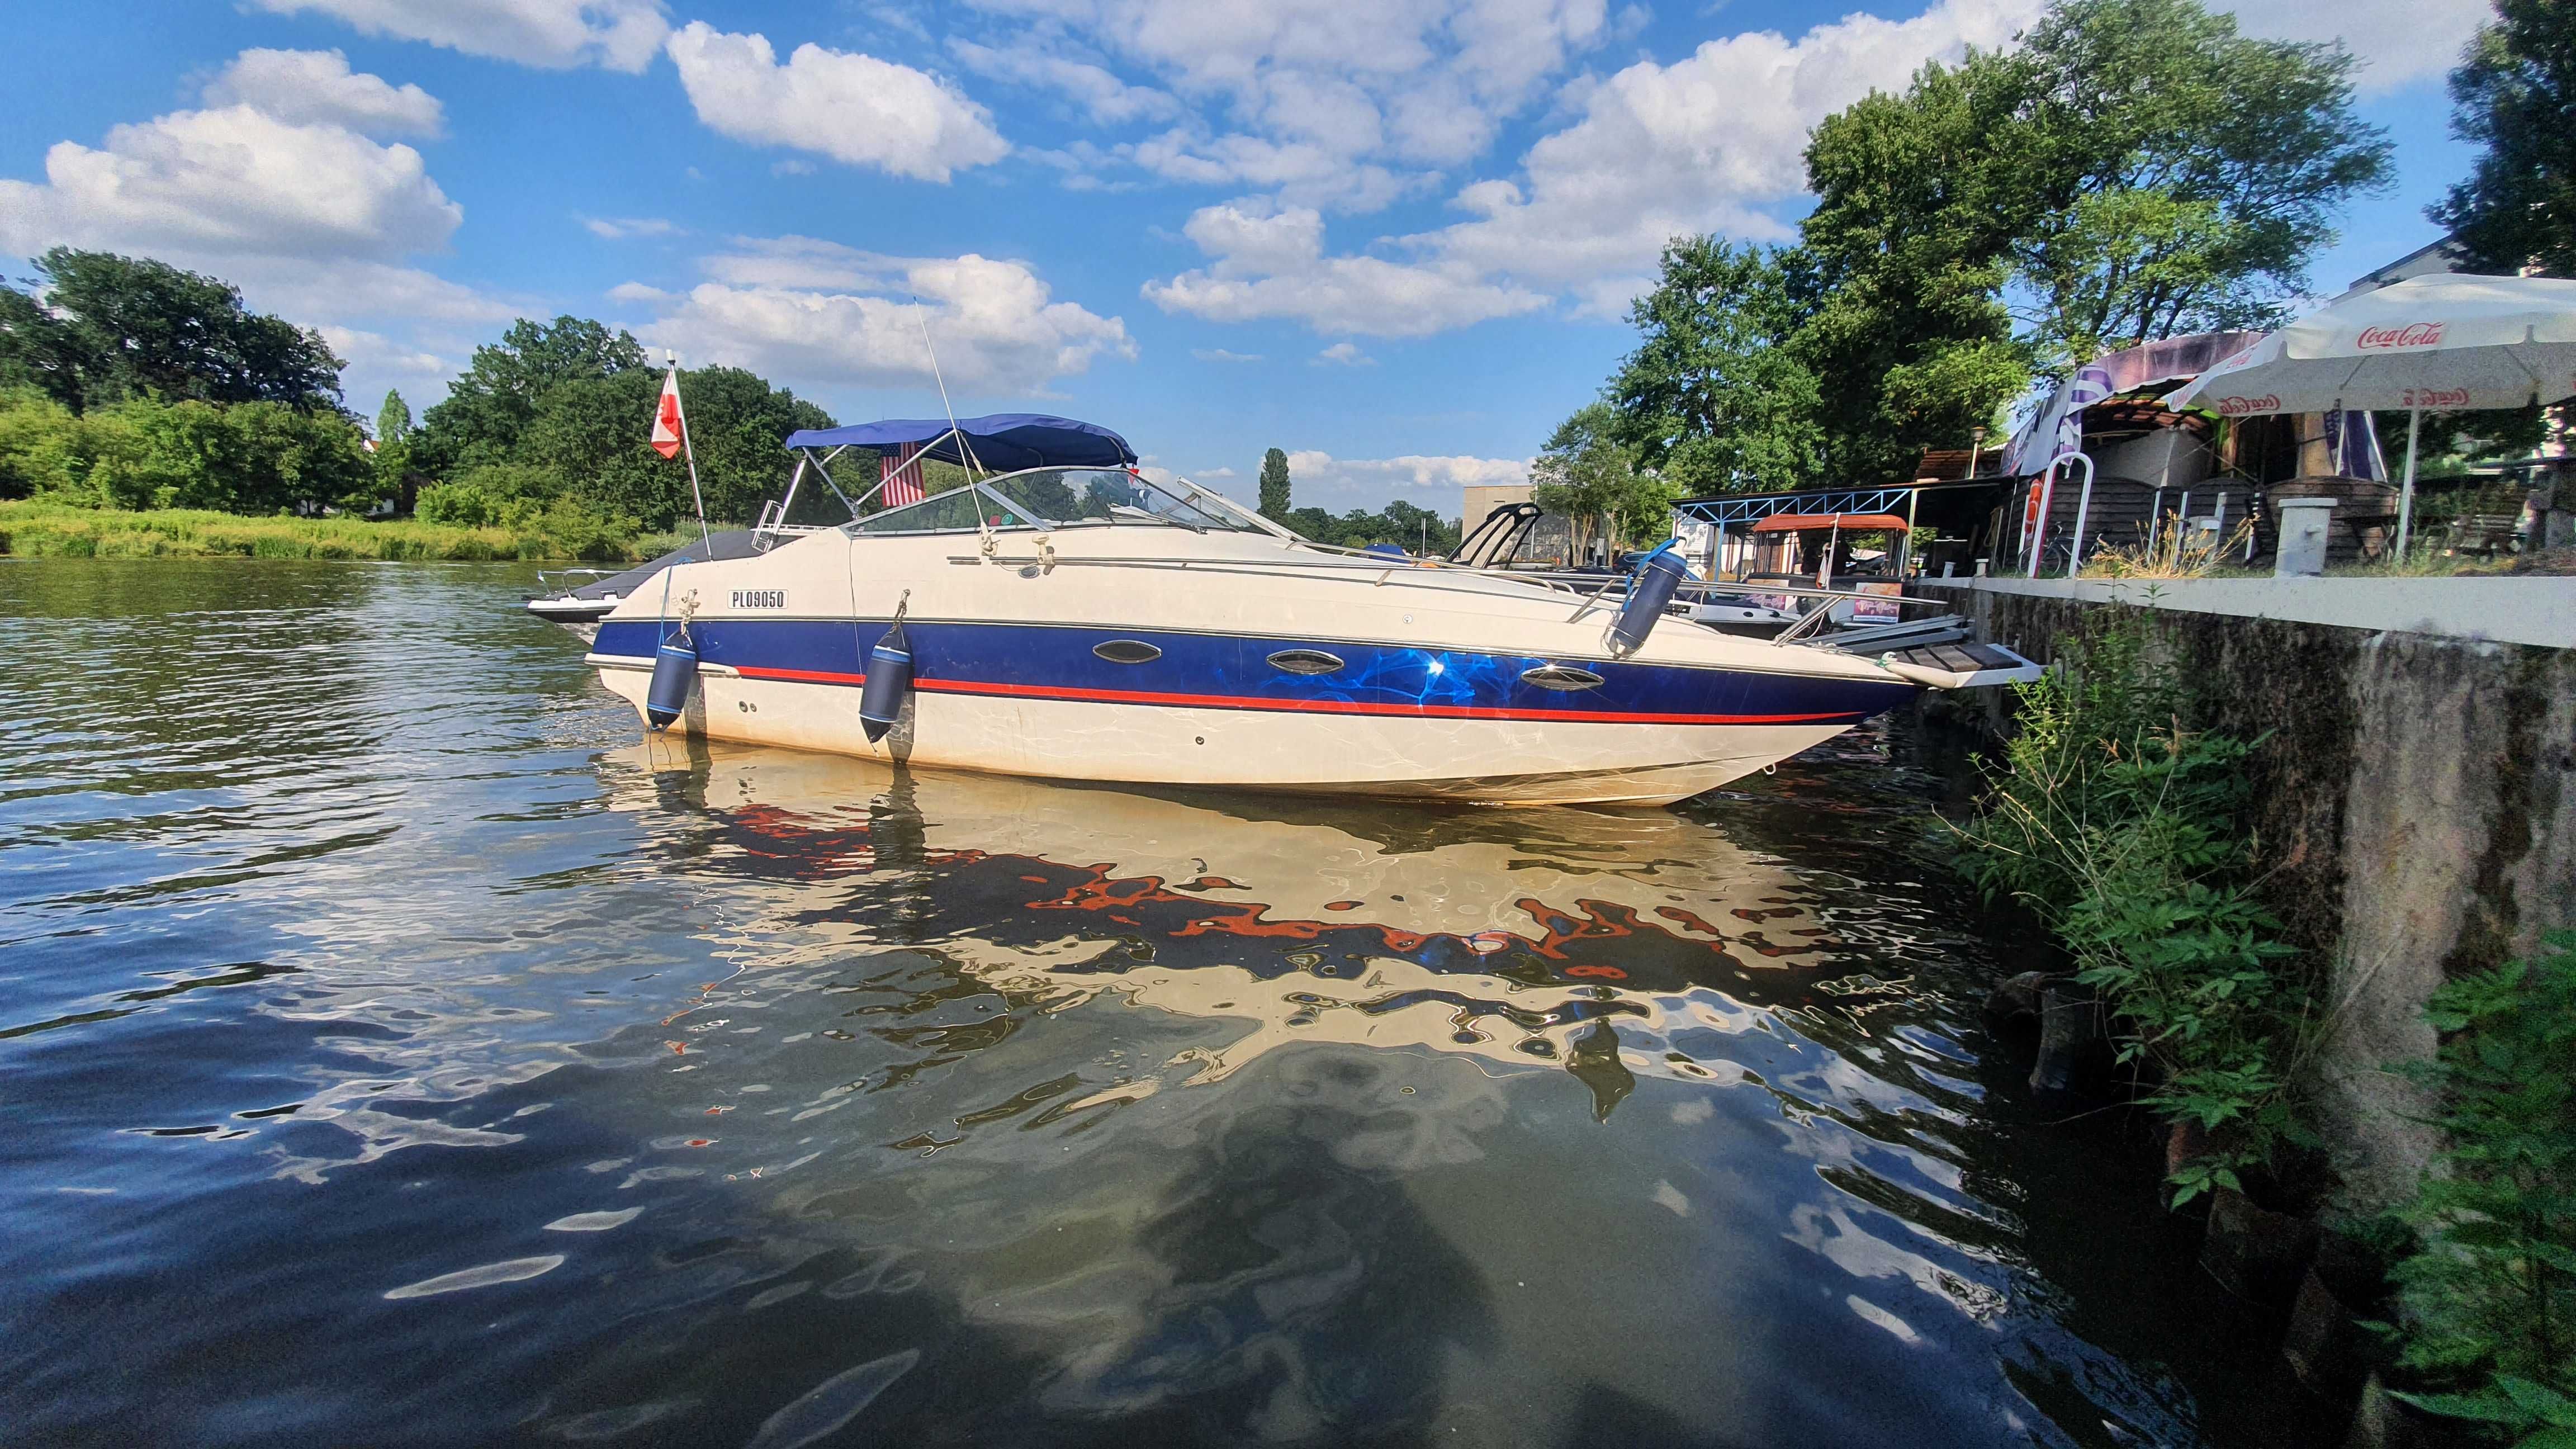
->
0 560 2320 1448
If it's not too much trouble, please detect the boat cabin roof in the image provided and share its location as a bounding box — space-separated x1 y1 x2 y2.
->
785 413 1136 471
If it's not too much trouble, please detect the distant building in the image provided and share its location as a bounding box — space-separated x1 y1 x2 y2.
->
2338 233 2469 298
1462 481 1532 529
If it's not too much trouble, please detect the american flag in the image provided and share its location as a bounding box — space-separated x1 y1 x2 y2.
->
881 442 926 508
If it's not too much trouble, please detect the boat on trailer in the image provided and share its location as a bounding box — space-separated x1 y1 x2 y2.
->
574 414 2032 806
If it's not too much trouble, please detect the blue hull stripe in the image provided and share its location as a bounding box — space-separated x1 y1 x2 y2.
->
593 618 1915 726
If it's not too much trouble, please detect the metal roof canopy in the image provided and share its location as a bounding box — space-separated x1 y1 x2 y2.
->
1750 512 1911 533
1672 479 2007 527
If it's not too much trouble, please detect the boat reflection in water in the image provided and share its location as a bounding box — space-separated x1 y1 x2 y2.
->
604 737 1868 1119
541 740 2253 1448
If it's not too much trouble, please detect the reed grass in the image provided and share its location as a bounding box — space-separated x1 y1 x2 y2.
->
2080 514 2257 580
0 499 645 562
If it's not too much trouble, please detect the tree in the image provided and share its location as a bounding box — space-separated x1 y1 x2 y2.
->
1532 401 1675 557
376 390 412 447
2432 0 2575 277
1797 50 2039 483
413 316 649 475
0 249 345 413
1258 447 1291 520
0 290 87 409
517 363 832 529
1276 500 1461 553
363 389 416 514
1606 238 1824 494
1578 0 2394 489
2006 0 2392 373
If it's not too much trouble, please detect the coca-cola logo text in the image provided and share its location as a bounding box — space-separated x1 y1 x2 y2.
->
2400 386 2472 409
2215 394 2280 416
2357 321 2446 349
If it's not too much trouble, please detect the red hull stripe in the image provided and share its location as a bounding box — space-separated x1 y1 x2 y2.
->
732 664 1858 726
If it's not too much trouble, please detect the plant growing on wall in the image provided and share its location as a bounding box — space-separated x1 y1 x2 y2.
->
2387 931 2576 1447
1944 610 2312 1202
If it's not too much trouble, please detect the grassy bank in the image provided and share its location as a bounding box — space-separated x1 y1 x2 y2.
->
0 499 646 563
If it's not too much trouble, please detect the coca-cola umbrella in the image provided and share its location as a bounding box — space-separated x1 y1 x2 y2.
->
2162 273 2576 557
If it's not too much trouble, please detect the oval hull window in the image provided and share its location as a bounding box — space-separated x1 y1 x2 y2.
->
1093 639 1163 664
1521 664 1604 692
1266 648 1344 675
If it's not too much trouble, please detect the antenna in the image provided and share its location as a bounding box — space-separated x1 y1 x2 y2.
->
913 301 994 543
911 300 984 475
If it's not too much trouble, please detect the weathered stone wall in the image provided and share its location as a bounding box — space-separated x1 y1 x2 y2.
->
1938 584 2576 1208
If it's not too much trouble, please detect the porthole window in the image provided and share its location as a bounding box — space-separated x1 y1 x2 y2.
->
1266 648 1344 675
1093 639 1162 664
1521 664 1605 692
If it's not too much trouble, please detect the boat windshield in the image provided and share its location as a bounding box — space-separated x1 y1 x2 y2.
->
978 467 1267 533
848 485 1044 535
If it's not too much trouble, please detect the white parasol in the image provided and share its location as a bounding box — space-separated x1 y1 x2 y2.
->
2162 273 2576 556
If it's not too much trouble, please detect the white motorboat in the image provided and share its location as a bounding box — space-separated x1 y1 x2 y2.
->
579 415 2021 806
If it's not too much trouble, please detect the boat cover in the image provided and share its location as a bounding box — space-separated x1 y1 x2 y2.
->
783 413 1138 471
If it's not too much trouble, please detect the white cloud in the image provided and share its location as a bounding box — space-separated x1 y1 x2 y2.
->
0 92 508 412
950 38 1178 124
582 215 678 239
1280 448 1530 508
607 281 674 303
245 0 669 72
1142 197 1546 337
1129 128 1417 212
1192 347 1263 362
1288 449 1529 489
202 49 444 137
1140 0 2042 337
1414 0 2042 303
1313 341 1373 365
633 236 1133 392
1197 465 1238 477
664 22 1008 183
0 105 461 264
959 0 1611 207
320 323 448 378
2213 0 2489 94
248 261 515 325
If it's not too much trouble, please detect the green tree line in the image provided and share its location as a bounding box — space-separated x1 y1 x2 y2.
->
1251 447 1462 553
1539 0 2416 539
0 248 835 541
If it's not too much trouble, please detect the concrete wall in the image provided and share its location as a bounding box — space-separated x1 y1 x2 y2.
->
1924 577 2576 1208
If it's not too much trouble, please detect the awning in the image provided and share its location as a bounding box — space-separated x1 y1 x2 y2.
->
783 413 1138 471
1749 513 1910 533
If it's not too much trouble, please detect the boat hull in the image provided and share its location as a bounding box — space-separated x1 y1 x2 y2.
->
588 616 1911 806
580 524 1920 807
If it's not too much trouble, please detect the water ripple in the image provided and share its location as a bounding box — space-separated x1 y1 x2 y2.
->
0 559 2315 1449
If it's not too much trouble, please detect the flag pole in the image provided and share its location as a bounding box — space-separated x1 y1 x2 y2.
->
669 351 711 552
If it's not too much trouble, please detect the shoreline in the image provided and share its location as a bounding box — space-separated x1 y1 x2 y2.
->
0 499 664 564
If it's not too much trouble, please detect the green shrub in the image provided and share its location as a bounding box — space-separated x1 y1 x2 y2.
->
0 386 371 512
2389 933 2576 1446
416 461 564 528
1944 610 2312 1204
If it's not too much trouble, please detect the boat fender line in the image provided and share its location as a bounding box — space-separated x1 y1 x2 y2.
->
645 588 700 731
1607 542 1690 657
860 591 913 744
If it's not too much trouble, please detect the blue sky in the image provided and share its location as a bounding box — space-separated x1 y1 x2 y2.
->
0 0 2494 514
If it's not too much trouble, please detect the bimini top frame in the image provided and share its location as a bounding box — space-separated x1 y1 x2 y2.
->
762 413 1148 544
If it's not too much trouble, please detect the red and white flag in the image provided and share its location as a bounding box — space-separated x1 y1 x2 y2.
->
881 442 926 507
650 368 684 460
